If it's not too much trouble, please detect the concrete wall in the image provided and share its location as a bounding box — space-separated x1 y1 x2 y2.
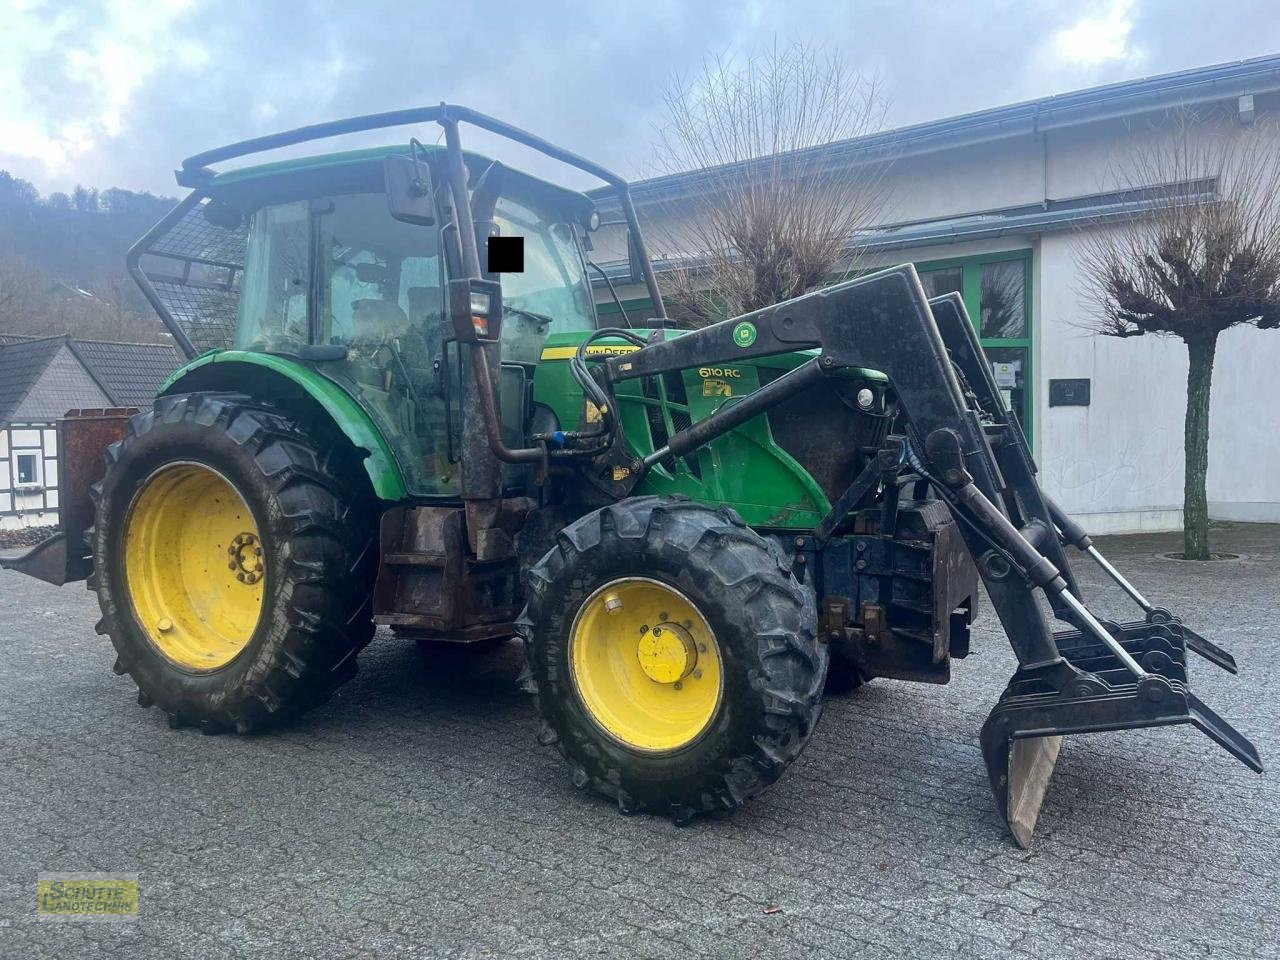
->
1034 228 1190 533
1208 323 1280 522
615 95 1280 533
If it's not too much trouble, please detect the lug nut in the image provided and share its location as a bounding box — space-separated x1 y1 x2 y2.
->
237 572 247 582
157 618 173 633
659 611 669 622
228 561 237 570
693 669 703 679
698 643 707 653
673 681 683 690
603 593 624 616
683 620 692 629
652 627 663 636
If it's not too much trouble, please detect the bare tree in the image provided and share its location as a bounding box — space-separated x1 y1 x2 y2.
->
1078 112 1280 560
646 43 888 326
0 254 42 327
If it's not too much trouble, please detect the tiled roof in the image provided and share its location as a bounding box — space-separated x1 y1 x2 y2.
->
0 337 64 422
66 339 182 409
0 336 181 422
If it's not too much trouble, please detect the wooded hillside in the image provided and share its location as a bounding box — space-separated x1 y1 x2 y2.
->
0 171 176 343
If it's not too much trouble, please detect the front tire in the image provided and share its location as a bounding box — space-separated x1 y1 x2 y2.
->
91 392 378 732
519 497 827 821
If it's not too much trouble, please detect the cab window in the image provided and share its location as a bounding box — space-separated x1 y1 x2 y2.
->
491 193 595 364
235 200 310 349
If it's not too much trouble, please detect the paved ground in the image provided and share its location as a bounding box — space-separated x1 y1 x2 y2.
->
1 521 1276 959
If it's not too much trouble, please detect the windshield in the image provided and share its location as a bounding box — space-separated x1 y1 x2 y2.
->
490 192 595 363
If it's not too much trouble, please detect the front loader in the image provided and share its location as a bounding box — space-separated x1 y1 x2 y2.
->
3 105 1260 845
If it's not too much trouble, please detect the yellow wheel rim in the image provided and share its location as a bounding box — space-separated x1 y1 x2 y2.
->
569 577 723 753
123 462 265 671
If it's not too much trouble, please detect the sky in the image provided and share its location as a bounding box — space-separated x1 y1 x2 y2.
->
2 0 1279 198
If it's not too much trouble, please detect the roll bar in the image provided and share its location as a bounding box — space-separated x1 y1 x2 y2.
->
176 103 666 315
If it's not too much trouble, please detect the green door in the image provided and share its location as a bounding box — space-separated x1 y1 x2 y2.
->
917 251 1033 443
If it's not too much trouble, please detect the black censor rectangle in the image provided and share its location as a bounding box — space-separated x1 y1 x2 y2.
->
487 236 524 273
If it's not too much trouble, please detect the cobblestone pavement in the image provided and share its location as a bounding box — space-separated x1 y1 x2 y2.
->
1 522 1276 958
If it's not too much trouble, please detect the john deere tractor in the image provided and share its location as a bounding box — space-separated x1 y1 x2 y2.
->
5 105 1260 845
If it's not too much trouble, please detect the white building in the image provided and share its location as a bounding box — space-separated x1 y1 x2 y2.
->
0 335 179 531
592 55 1280 534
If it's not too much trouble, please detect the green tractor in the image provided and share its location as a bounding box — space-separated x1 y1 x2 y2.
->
5 105 1260 844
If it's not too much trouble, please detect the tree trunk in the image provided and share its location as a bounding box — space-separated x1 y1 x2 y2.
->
1183 334 1218 560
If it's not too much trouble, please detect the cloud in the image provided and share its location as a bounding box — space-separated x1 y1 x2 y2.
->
0 0 1277 198
1050 0 1143 69
0 0 202 178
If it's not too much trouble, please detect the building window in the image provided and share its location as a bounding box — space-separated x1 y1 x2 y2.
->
15 453 39 486
917 251 1033 441
919 266 962 299
979 260 1027 339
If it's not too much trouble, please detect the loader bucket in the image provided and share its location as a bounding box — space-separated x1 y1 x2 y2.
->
982 623 1263 847
0 408 135 586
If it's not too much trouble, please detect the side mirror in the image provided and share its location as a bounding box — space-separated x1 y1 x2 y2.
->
384 154 436 226
202 198 243 230
354 262 389 284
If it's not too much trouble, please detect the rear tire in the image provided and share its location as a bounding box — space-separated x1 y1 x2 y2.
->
519 496 826 821
90 392 378 732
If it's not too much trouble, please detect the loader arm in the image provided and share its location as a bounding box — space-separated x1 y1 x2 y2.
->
600 265 1262 846
607 266 1071 678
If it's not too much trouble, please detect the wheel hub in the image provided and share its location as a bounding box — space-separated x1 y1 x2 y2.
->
636 623 697 684
228 531 264 585
568 577 723 753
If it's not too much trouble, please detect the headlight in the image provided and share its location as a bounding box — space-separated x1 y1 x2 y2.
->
469 291 491 315
856 388 876 410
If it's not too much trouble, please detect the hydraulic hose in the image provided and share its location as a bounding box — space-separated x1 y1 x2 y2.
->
569 327 650 440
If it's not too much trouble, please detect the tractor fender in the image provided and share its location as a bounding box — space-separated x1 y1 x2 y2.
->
160 351 408 501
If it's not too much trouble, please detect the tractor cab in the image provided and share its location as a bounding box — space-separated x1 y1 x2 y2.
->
137 142 604 498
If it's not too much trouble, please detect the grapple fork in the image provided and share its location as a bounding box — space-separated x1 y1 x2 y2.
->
926 291 1263 845
982 624 1262 845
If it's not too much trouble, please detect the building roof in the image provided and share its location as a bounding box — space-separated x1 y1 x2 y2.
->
0 338 66 423
596 53 1280 209
0 336 180 422
65 339 182 409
